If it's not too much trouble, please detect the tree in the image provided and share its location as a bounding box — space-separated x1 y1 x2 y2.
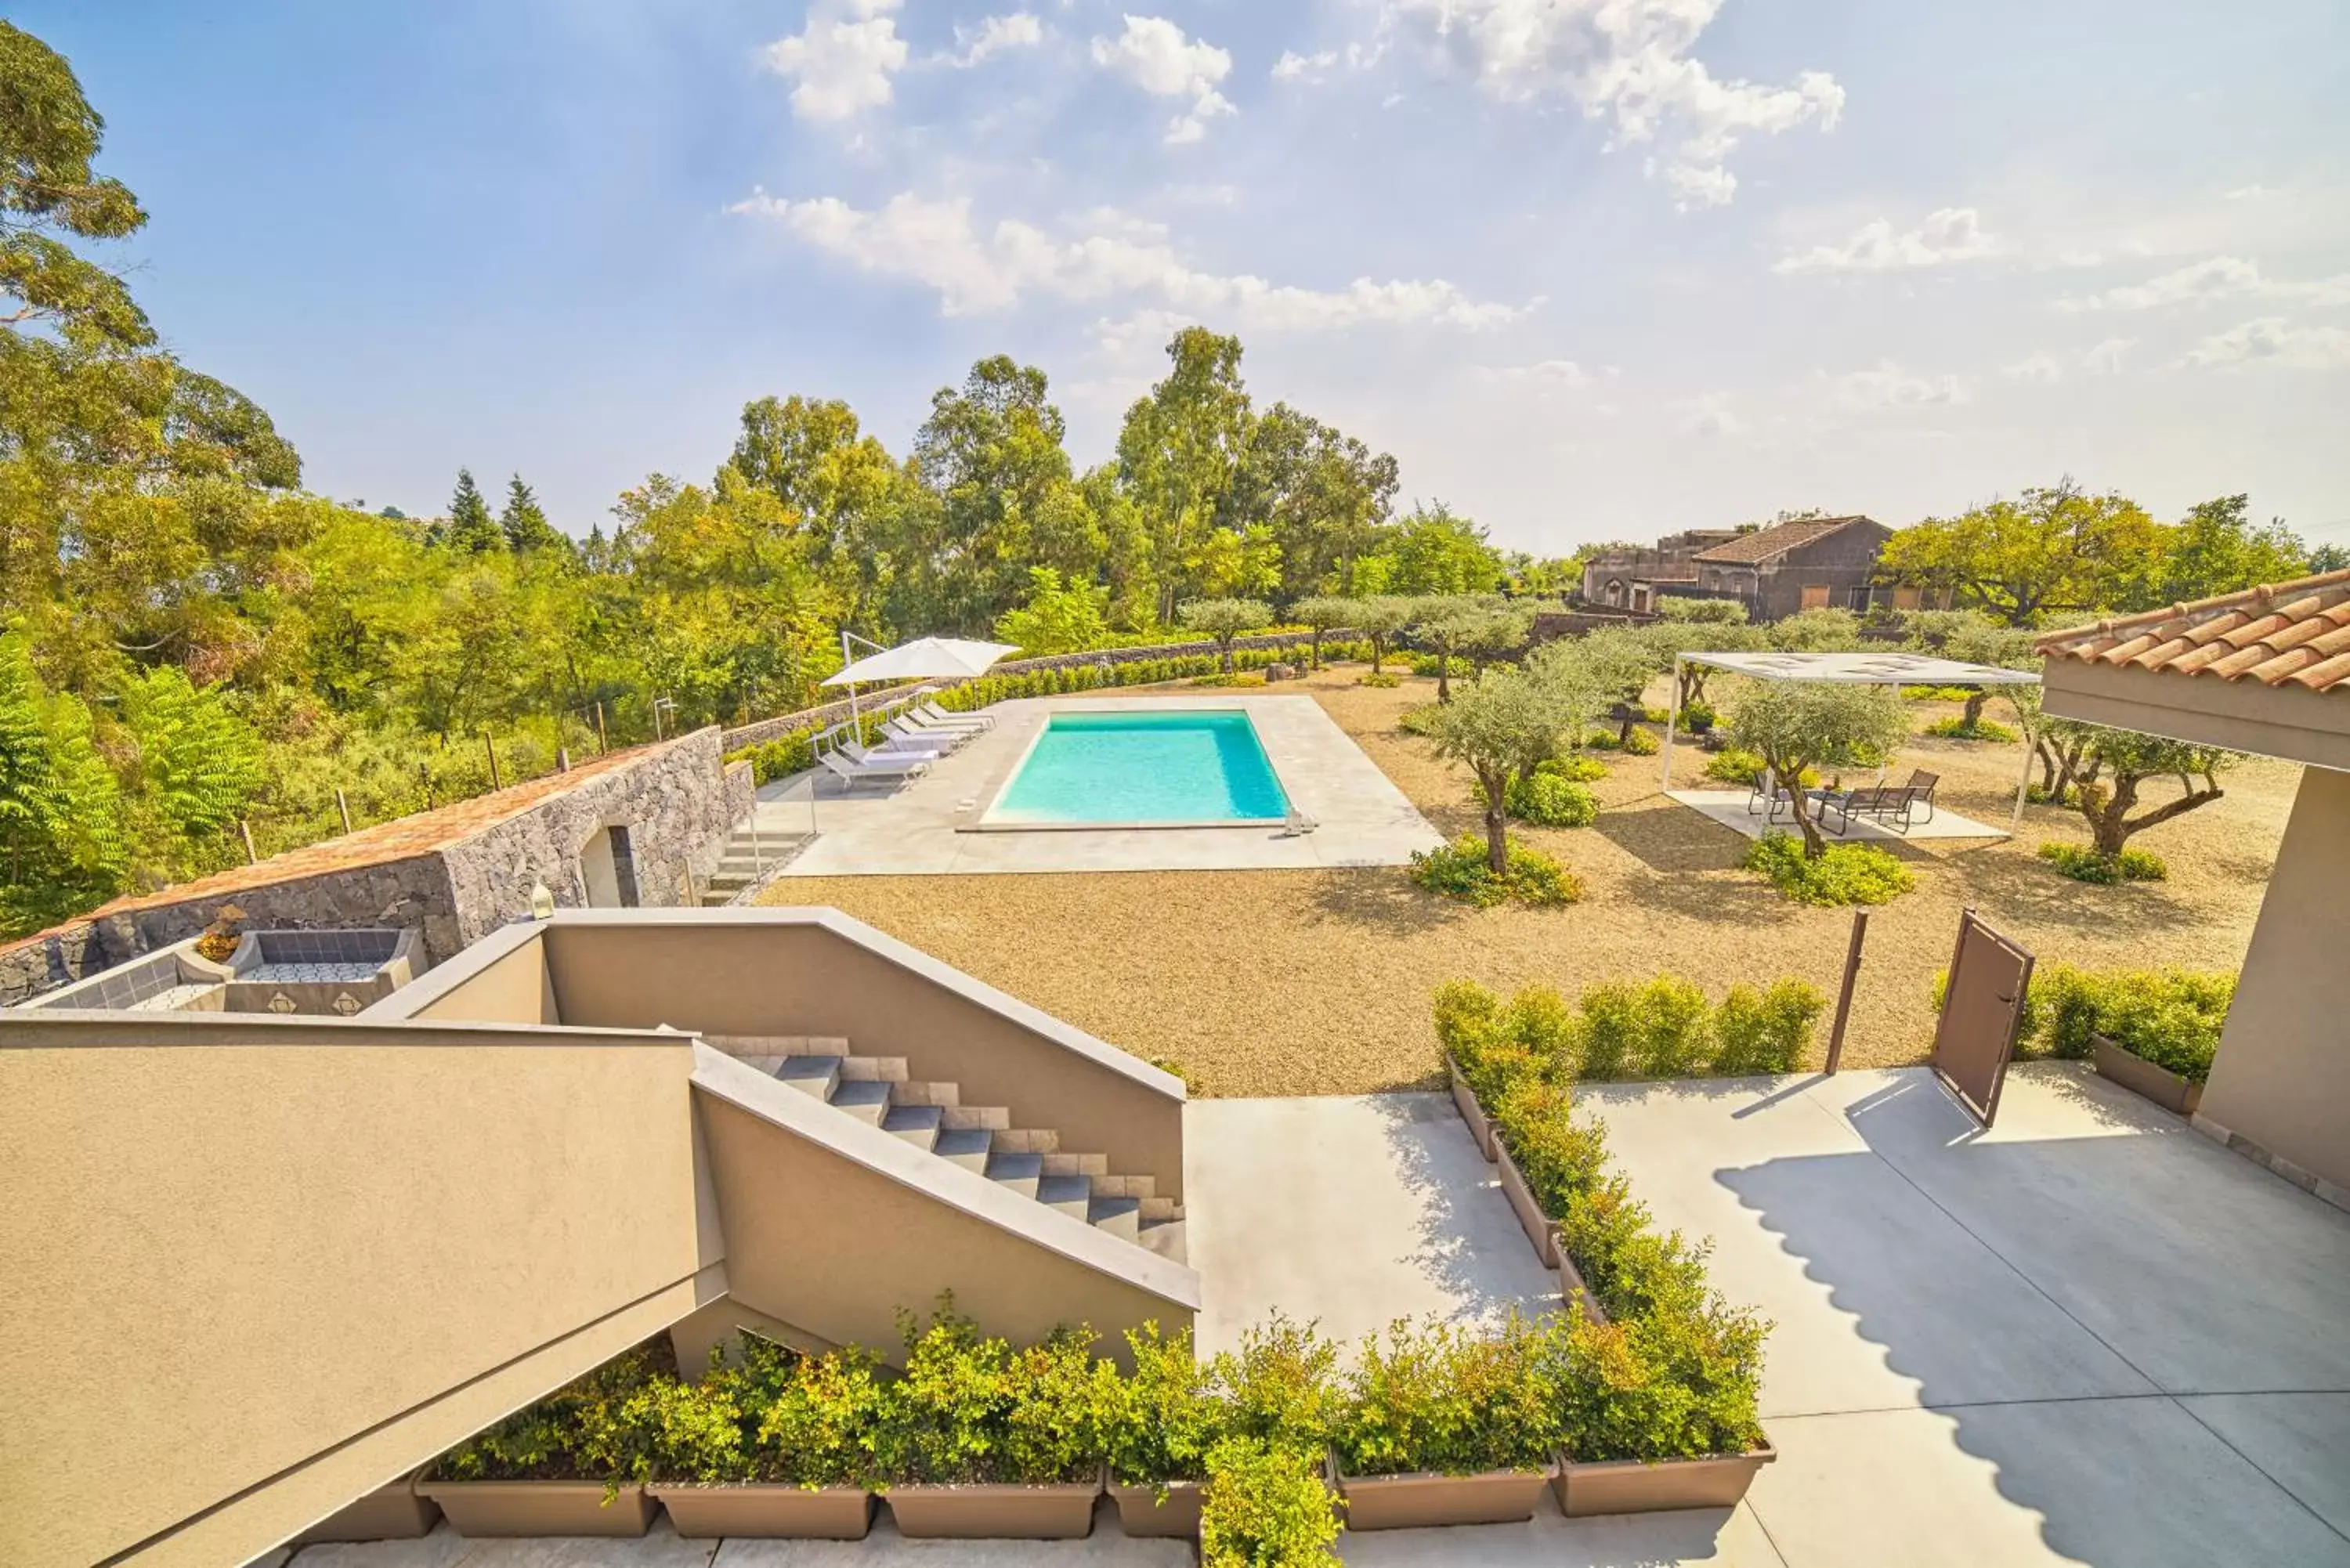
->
1768 607 1864 652
1354 595 1415 674
0 634 122 930
908 357 1086 634
436 468 504 554
499 475 568 555
1383 504 1502 596
1408 597 1480 702
1936 618 2039 731
1531 630 1659 747
117 664 264 880
1878 481 2162 624
1420 667 1562 873
1656 598 1749 625
1230 403 1397 599
2070 729 2234 865
1727 681 1910 858
2157 494 2310 604
2311 544 2349 575
1119 328 1254 622
1177 597 1273 672
1289 595 1354 669
1638 617 1766 712
1457 603 1535 676
0 22 151 347
994 567 1108 656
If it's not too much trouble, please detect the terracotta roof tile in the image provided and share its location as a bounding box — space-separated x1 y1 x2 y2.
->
1690 515 1878 565
2034 569 2350 694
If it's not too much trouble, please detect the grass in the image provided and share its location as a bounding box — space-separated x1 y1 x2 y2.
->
761 666 2292 1095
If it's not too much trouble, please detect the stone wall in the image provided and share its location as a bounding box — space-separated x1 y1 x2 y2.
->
719 630 1358 752
437 726 743 949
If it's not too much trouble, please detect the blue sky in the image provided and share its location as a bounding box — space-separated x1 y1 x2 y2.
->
20 0 2350 551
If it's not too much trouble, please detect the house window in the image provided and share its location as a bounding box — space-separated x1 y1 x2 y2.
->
1800 584 1831 610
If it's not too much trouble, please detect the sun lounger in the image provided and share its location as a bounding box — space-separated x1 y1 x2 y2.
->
817 749 929 792
918 699 993 730
842 737 945 768
884 714 969 751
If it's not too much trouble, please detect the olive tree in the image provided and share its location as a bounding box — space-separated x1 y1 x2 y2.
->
2071 729 2234 863
1408 596 1480 702
1353 595 1415 674
1727 681 1910 858
1458 603 1536 677
1177 597 1274 673
1530 630 1658 748
1289 594 1354 669
1420 667 1563 873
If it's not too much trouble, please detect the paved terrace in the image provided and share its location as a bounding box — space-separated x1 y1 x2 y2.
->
767 695 1442 876
270 1065 2350 1567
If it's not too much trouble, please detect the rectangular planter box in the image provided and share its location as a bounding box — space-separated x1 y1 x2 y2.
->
649 1483 873 1539
2093 1034 2204 1117
1108 1479 1202 1539
884 1471 1101 1539
1337 1465 1549 1530
1494 1138 1560 1268
1552 1444 1776 1518
415 1479 655 1537
292 1474 439 1544
1446 1056 1495 1161
1556 1249 1608 1324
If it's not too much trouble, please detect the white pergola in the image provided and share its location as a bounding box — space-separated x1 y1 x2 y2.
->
1660 650 2044 826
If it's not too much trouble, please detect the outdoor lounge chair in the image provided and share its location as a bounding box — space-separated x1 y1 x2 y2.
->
884 714 970 752
1820 770 1940 836
817 748 929 792
917 698 993 730
1745 770 1799 823
841 735 945 768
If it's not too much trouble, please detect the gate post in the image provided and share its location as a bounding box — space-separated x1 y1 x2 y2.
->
1824 910 1868 1074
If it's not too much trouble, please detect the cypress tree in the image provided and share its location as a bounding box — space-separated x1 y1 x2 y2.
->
499 474 569 555
438 468 504 553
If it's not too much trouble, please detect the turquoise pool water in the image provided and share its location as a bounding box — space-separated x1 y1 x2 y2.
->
987 710 1290 826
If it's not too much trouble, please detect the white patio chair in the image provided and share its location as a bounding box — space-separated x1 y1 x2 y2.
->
817 749 929 793
884 714 971 752
918 699 994 730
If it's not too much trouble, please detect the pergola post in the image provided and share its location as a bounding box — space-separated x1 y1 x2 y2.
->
2012 728 2034 828
1660 654 1683 791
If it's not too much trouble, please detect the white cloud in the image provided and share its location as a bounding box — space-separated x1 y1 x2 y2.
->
1775 208 1995 274
2055 255 2350 313
1273 49 1339 82
728 189 1528 332
2178 317 2350 370
2001 338 2136 381
1480 359 1593 389
1822 360 1967 409
760 0 908 123
948 13 1043 68
1090 15 1237 143
1379 0 1843 207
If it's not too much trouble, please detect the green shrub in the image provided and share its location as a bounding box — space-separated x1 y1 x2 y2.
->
873 1302 1102 1487
1535 753 1608 783
1199 1436 1342 1568
1900 685 1979 702
1743 831 1916 906
737 1340 888 1488
1358 670 1401 688
1575 980 1642 1081
1102 1322 1220 1487
1506 772 1600 827
2038 842 2167 883
1984 962 2233 1082
1397 703 1444 737
1923 716 2019 743
1620 726 1660 757
1676 701 1718 729
436 1342 675 1483
1409 836 1585 908
1702 748 1818 789
1213 1313 1342 1456
1334 1315 1565 1478
1578 729 1621 752
1495 1075 1611 1214
1191 673 1268 688
1711 980 1825 1075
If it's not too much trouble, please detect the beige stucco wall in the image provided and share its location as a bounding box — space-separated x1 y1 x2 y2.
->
543 914 1188 1204
2041 660 2350 772
2198 765 2350 1194
407 928 556 1024
696 1089 1194 1361
0 1015 712 1568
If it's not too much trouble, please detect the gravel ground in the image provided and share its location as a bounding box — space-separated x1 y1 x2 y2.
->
761 663 2295 1097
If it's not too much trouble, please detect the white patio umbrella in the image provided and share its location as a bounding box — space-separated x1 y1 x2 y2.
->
822 634 1020 729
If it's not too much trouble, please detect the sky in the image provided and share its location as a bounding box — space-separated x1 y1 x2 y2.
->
19 0 2350 555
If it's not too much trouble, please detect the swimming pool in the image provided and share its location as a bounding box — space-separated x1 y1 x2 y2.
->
979 710 1292 829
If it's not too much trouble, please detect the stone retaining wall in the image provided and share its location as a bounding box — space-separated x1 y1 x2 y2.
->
719 630 1358 751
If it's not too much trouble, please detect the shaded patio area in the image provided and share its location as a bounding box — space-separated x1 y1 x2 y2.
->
1663 788 2012 844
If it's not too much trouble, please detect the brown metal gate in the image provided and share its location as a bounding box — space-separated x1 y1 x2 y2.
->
1931 909 2035 1127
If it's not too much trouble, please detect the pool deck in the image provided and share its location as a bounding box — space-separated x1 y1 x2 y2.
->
767 695 1443 876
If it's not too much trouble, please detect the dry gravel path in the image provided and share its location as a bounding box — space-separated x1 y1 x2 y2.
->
762 665 2293 1097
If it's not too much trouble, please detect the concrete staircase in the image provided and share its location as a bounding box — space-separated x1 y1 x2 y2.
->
700 811 807 905
724 1035 1185 1261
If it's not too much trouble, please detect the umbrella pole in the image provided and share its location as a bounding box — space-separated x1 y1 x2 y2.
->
841 628 859 735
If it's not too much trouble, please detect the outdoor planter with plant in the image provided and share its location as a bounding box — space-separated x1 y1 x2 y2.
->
1935 961 2233 1115
420 1343 674 1537
634 1337 884 1540
1101 1322 1220 1537
1331 1316 1561 1529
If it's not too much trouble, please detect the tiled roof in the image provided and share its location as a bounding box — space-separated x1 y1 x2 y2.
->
2034 569 2350 694
0 740 676 954
1691 515 1876 565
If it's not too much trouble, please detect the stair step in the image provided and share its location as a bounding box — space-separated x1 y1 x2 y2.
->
881 1104 944 1150
1036 1174 1093 1219
1138 1218 1187 1264
1087 1195 1142 1241
774 1057 841 1100
837 1056 908 1084
829 1079 892 1125
985 1151 1043 1196
990 1128 1060 1155
933 1128 993 1172
1040 1151 1109 1178
890 1081 960 1108
941 1105 1010 1132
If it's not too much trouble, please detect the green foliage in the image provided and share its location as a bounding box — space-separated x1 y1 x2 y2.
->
1434 974 1826 1083
116 664 265 877
1655 598 1748 624
1727 682 1911 857
1410 834 1583 908
1190 672 1268 688
994 567 1111 656
2037 842 2167 883
1103 1323 1220 1486
1384 503 1503 596
1766 607 1864 652
2007 963 2235 1082
1179 597 1276 670
1357 670 1401 688
1701 747 1814 789
436 468 506 554
1336 1315 1564 1477
1923 716 2019 742
498 475 568 555
1506 772 1599 827
1901 685 1979 702
874 1301 1103 1487
737 1339 890 1487
1535 753 1608 783
437 1342 677 1483
1744 831 1916 906
1619 725 1659 756
0 633 124 927
1199 1436 1342 1568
